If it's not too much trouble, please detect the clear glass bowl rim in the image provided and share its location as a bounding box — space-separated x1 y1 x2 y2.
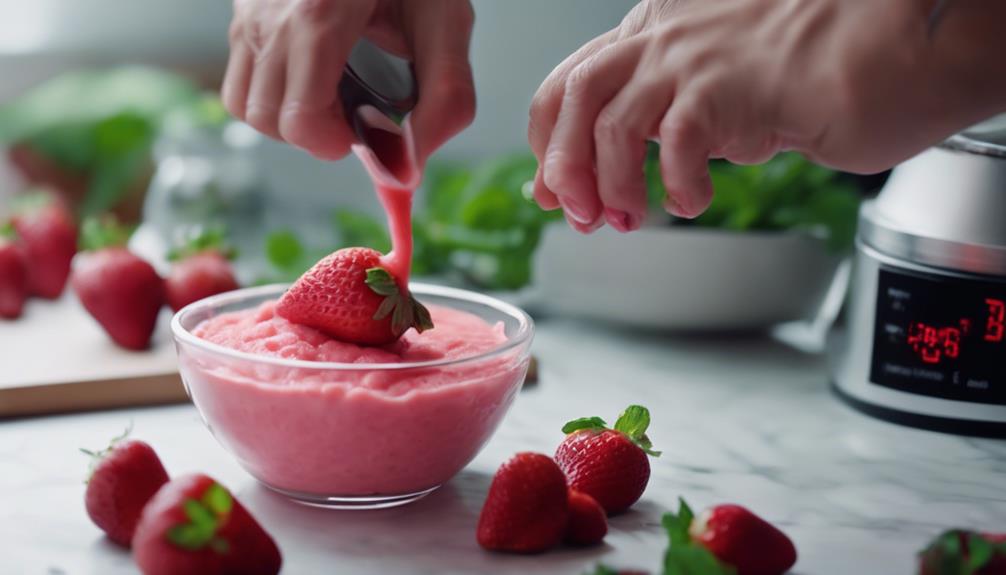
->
170 283 535 372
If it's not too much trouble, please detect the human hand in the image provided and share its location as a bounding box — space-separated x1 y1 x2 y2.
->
222 0 476 164
528 0 992 233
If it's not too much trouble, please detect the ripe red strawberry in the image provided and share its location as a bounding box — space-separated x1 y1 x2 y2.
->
0 228 29 319
555 405 660 515
477 452 569 553
11 192 77 299
565 490 607 546
82 432 170 547
132 474 281 575
919 530 1006 575
165 230 239 312
276 247 432 345
663 498 797 575
72 217 164 350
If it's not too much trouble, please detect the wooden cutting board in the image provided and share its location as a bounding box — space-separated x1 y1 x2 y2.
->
0 294 188 418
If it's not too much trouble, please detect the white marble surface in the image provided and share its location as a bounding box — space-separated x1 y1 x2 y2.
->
3 318 1005 575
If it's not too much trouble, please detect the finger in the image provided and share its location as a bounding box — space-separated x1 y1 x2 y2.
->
402 0 476 163
532 167 560 210
543 38 647 231
279 0 376 160
222 20 254 120
658 93 715 218
528 30 614 214
244 23 288 140
593 51 675 230
528 30 615 162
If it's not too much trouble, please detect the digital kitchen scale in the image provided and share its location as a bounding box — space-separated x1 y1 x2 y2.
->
828 125 1006 437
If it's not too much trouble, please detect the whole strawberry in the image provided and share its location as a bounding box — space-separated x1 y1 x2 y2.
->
11 191 77 299
0 227 29 319
276 247 432 345
919 530 1006 575
82 431 170 547
555 405 660 515
565 490 607 546
132 474 281 575
72 217 165 350
477 452 569 554
165 229 239 312
663 498 797 575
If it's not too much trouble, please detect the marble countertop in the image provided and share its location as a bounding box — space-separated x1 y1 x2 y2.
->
3 317 1004 574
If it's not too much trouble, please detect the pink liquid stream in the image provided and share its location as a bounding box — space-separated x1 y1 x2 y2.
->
350 107 421 289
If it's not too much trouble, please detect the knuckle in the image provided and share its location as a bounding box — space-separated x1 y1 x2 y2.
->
245 103 279 135
292 0 337 22
593 107 623 143
228 20 245 44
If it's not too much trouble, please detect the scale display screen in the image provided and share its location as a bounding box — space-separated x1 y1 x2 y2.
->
870 268 1006 404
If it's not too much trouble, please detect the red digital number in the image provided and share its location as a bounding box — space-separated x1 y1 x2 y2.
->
986 298 1005 343
907 322 961 364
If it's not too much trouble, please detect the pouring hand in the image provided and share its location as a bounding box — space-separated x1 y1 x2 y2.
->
222 0 475 165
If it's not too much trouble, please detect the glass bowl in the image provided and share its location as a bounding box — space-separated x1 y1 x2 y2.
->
171 283 533 509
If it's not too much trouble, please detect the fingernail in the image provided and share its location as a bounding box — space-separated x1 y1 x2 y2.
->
664 194 693 218
565 212 601 234
559 197 594 224
604 208 640 233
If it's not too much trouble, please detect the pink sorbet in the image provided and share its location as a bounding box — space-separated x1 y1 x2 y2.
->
179 300 527 497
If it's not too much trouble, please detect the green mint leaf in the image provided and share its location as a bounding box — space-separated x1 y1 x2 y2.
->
614 405 651 438
562 417 608 434
373 295 398 321
201 482 233 516
332 210 391 253
663 499 695 548
264 230 304 270
364 267 399 297
0 221 14 239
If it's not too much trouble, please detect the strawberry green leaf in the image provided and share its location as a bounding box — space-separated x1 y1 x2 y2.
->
562 417 608 434
80 215 132 251
373 295 398 321
365 267 436 336
80 423 133 482
201 482 233 516
0 221 14 239
614 405 650 438
166 482 233 553
614 405 661 456
663 499 695 548
167 226 235 261
365 267 400 297
663 544 736 575
412 298 434 333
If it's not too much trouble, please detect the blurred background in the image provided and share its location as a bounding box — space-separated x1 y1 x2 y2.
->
0 0 874 333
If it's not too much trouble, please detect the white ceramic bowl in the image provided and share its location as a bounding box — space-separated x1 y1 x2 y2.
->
531 225 844 331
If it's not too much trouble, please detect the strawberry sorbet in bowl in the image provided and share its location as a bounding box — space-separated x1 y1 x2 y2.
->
171 283 533 508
